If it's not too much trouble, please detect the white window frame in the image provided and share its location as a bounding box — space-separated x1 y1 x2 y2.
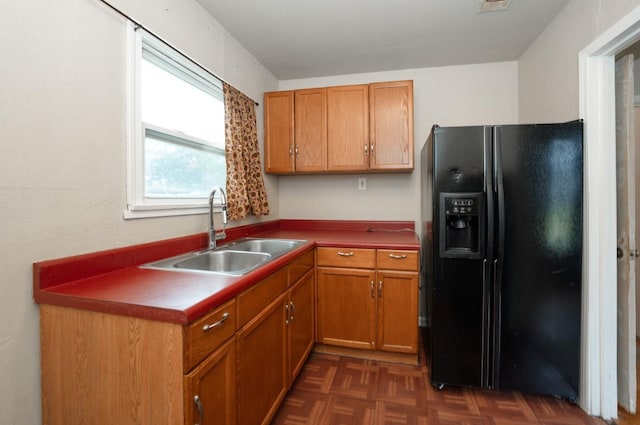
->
124 23 225 219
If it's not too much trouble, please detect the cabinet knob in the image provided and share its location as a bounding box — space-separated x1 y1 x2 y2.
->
388 254 407 260
370 281 375 298
337 251 354 257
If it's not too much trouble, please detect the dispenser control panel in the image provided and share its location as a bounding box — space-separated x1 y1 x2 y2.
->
445 198 479 216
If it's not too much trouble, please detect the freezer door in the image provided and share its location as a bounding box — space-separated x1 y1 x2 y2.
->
493 122 582 401
430 125 493 388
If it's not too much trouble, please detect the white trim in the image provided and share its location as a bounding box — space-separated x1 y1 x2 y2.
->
579 5 640 420
122 206 208 220
124 26 226 219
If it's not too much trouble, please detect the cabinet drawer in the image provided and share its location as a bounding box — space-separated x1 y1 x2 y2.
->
289 249 314 285
184 298 236 373
376 250 419 271
237 267 288 328
317 247 376 269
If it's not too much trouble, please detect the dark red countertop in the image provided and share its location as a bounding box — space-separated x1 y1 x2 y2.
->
34 220 420 325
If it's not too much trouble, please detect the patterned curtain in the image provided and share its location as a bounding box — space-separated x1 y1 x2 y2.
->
223 82 270 220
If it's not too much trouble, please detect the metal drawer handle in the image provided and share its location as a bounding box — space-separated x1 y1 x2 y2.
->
337 251 354 257
202 312 229 332
194 395 203 425
388 254 407 260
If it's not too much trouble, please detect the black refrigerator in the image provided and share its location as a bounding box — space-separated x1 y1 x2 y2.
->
421 121 583 401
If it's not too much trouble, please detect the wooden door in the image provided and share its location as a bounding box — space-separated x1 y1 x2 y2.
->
327 85 369 171
316 266 376 349
369 81 414 171
287 270 315 383
236 293 288 425
184 337 236 425
616 53 637 414
264 91 294 173
376 271 419 353
295 88 327 172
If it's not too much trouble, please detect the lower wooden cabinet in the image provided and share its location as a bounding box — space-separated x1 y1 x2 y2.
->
316 266 376 349
38 245 416 425
287 269 315 382
376 270 419 353
236 267 316 425
316 247 419 354
184 337 236 425
237 292 289 425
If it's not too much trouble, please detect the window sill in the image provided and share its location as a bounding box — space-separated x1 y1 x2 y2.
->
123 205 209 220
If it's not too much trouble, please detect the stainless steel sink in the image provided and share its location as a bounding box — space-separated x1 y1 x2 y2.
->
174 250 271 274
221 238 305 257
141 238 306 276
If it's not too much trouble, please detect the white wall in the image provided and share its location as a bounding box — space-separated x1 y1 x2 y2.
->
277 62 520 226
0 1 277 424
519 0 640 123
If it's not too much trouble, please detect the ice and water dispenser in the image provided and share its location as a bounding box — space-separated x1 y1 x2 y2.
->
438 193 485 259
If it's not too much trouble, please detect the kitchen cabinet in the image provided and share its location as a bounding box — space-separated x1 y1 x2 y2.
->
264 90 294 173
237 292 289 425
264 80 413 174
295 88 327 172
39 249 314 425
327 84 370 172
236 252 314 425
368 80 414 171
264 89 327 173
316 247 418 354
287 269 315 382
184 337 236 425
39 297 236 425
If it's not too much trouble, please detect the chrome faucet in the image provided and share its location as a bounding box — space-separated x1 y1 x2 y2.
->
208 187 228 249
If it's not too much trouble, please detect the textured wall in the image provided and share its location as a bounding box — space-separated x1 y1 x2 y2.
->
519 0 640 123
277 62 520 227
0 1 277 423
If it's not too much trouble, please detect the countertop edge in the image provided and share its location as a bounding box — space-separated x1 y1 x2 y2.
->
34 220 420 325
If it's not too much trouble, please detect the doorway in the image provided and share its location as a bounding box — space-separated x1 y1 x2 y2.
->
580 6 640 420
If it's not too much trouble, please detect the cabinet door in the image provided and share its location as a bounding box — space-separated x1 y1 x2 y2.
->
184 337 236 425
369 81 414 171
377 270 419 354
327 85 369 171
317 267 376 349
264 91 294 173
237 292 288 425
287 270 315 383
295 88 327 172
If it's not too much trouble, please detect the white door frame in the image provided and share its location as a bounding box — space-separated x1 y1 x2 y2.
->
579 5 640 419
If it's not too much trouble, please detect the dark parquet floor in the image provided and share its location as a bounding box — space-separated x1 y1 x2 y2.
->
272 333 608 425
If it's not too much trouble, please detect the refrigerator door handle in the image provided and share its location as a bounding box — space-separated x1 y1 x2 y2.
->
492 126 505 388
492 258 501 386
481 259 489 387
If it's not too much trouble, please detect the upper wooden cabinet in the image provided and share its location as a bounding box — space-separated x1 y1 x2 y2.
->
327 84 370 172
369 81 414 171
295 88 327 172
264 91 294 173
264 80 414 174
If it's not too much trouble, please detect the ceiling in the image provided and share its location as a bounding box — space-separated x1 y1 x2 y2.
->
195 0 570 80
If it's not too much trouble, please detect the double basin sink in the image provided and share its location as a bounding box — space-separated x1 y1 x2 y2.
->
142 238 306 276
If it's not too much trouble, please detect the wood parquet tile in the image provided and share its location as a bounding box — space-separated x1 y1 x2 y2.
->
272 340 608 425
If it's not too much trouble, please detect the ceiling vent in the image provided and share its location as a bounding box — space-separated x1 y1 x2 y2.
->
477 0 512 13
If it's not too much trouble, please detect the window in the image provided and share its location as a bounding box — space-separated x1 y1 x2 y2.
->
125 26 226 218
